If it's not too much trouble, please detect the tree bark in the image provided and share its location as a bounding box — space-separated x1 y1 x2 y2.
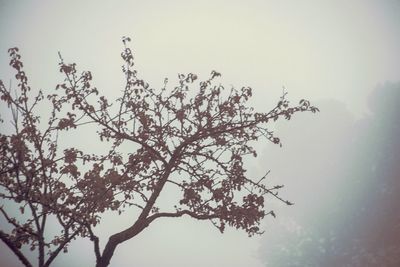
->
95 221 148 267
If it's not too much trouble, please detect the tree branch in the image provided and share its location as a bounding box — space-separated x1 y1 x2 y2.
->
0 230 33 267
147 210 219 224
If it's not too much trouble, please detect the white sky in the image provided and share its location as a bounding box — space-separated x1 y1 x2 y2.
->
1 1 399 266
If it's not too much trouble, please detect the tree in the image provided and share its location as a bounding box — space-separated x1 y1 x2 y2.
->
0 37 319 267
0 48 101 267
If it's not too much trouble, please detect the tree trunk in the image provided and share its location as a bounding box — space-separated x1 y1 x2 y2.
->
95 159 175 266
95 239 118 267
95 221 148 267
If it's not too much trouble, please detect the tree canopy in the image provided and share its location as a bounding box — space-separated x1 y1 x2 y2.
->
0 38 318 267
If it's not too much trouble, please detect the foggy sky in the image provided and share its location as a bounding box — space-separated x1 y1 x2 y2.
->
1 1 400 266
259 82 400 266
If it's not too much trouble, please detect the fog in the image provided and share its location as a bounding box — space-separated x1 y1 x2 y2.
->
1 1 399 266
259 83 400 266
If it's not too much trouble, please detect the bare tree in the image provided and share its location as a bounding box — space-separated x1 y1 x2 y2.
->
0 38 318 267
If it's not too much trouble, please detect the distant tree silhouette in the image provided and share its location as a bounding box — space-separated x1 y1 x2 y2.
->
259 84 400 267
0 37 318 267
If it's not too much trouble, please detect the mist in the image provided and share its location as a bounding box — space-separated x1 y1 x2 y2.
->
259 83 400 266
1 1 400 266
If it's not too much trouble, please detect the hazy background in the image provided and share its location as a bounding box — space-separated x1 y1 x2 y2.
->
0 1 399 266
